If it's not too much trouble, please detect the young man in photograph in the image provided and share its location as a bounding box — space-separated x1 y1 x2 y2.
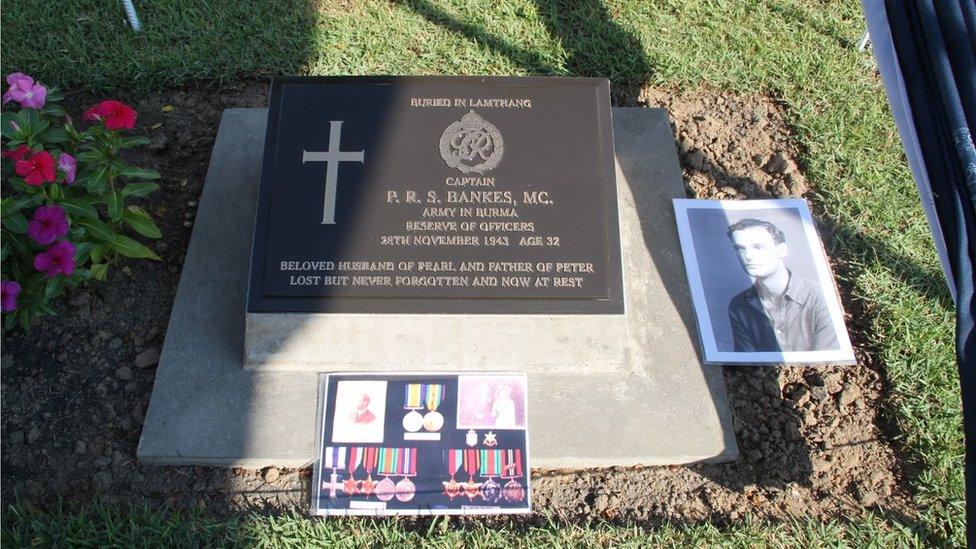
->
726 218 839 352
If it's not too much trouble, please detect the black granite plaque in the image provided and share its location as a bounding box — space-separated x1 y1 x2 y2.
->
247 76 623 314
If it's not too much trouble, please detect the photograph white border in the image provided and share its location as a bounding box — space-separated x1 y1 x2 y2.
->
312 371 532 517
673 198 856 365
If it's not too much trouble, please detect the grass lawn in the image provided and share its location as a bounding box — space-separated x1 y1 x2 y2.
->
1 0 963 545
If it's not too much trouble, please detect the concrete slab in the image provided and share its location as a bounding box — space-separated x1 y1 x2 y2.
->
245 312 629 373
138 108 738 468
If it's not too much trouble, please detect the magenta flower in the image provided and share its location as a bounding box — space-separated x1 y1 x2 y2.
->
58 153 76 184
27 205 69 246
0 280 21 312
34 240 76 277
2 73 46 109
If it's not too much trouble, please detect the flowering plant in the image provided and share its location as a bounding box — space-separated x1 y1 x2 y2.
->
1 73 161 329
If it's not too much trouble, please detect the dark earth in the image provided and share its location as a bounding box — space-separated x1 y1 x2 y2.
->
1 83 914 525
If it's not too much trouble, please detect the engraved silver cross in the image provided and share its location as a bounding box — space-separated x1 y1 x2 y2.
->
302 121 365 224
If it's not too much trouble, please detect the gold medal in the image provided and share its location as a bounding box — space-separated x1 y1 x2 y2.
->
422 384 445 432
423 410 444 431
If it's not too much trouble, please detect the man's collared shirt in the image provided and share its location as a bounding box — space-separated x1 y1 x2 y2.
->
727 272 839 352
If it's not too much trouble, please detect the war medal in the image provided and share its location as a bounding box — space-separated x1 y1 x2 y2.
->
342 446 361 496
321 446 347 499
502 449 526 502
442 449 463 500
479 448 502 504
462 448 482 501
422 384 445 432
359 446 379 497
465 429 478 447
395 447 418 502
402 384 424 432
375 447 398 502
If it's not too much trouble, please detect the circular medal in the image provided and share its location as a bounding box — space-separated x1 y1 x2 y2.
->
402 410 424 432
395 477 416 502
503 479 525 502
442 478 460 500
423 411 444 432
375 477 396 502
481 477 502 504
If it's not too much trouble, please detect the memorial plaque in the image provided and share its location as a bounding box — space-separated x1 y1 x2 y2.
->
247 76 623 314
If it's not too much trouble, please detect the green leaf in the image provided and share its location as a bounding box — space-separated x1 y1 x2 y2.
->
6 178 33 193
111 235 161 260
118 167 160 180
108 191 124 221
48 184 64 200
3 313 16 330
74 241 93 263
76 218 116 242
32 119 50 136
44 277 64 300
2 194 39 216
90 244 107 264
43 105 66 118
123 206 162 239
38 127 69 143
76 151 102 164
2 212 28 234
14 109 33 132
120 136 152 149
83 166 109 194
25 272 46 292
59 198 98 219
120 182 159 197
91 263 108 281
0 112 20 139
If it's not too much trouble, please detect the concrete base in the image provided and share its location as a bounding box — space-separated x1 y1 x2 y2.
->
245 313 628 373
137 108 738 468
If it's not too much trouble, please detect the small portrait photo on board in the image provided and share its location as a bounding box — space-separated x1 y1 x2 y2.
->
672 199 855 365
456 374 527 430
331 380 387 443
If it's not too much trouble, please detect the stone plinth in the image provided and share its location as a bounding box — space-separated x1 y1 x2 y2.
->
137 108 738 468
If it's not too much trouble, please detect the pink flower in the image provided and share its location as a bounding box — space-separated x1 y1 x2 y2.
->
15 150 56 186
58 152 76 184
34 240 76 277
83 100 137 130
0 280 20 312
2 72 46 109
27 205 69 245
2 145 32 162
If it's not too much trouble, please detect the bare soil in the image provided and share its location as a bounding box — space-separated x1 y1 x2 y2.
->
0 84 914 525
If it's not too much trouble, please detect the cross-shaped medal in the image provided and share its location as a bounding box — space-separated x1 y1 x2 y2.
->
321 469 344 499
302 120 365 224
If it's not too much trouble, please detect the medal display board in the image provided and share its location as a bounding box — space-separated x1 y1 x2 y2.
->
312 373 531 516
248 76 623 314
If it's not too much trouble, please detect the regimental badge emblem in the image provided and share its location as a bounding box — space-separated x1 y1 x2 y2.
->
439 110 504 174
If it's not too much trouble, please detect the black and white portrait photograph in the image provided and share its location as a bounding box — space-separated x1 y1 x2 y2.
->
673 199 855 365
